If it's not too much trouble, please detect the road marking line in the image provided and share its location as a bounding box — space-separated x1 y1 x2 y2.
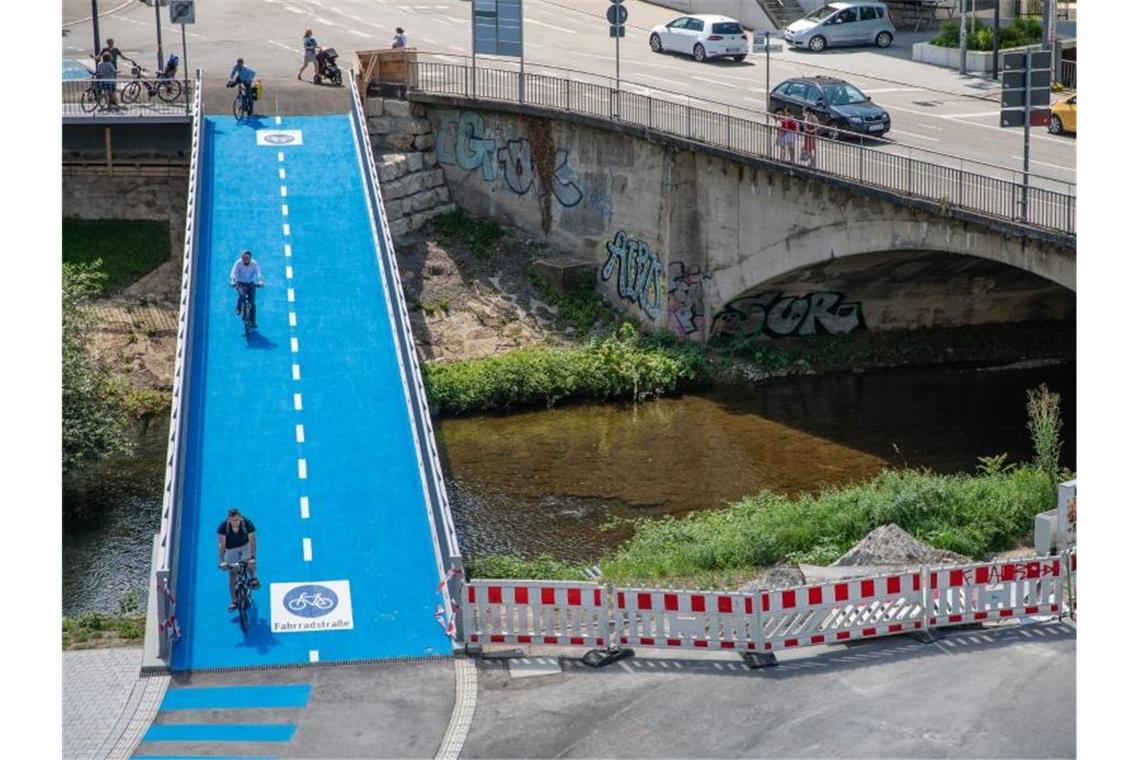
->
288 288 295 302
1008 155 1076 173
526 18 577 33
275 116 282 125
286 266 294 280
860 87 924 93
298 459 308 479
293 392 303 410
284 243 292 257
279 168 286 179
284 5 305 14
347 29 370 37
300 496 309 518
291 337 300 353
289 311 297 327
887 128 938 142
296 424 305 443
283 223 291 236
314 17 335 26
292 363 301 380
309 650 319 662
278 152 285 162
280 186 288 197
303 538 313 561
281 204 289 216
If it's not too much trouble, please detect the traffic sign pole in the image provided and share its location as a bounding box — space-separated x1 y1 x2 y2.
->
519 0 525 103
154 0 165 73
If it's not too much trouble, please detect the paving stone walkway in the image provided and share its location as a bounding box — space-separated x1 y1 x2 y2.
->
63 648 168 760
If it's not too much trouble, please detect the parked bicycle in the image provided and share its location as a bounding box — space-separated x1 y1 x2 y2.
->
120 56 182 104
222 560 255 633
80 75 116 113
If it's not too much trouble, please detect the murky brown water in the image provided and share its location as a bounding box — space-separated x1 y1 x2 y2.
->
63 362 1075 612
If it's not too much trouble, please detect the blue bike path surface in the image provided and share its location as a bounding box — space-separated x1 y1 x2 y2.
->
171 115 450 671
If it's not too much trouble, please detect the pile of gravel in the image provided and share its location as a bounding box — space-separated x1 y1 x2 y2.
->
831 524 969 568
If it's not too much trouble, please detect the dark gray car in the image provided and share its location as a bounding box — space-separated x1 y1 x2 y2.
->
767 75 891 138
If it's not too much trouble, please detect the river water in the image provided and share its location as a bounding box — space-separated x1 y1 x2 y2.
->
62 362 1075 615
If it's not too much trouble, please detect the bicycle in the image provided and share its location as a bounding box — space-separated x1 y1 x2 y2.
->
287 592 335 612
80 78 115 113
222 560 255 633
230 80 255 120
120 64 182 104
233 281 262 341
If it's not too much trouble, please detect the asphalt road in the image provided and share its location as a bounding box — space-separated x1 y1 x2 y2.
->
62 0 1075 187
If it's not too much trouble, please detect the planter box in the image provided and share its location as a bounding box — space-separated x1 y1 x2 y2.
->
912 41 996 75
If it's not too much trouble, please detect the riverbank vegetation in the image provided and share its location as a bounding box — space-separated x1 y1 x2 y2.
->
62 219 169 295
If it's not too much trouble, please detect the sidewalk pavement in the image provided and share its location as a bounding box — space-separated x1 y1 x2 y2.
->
63 647 168 760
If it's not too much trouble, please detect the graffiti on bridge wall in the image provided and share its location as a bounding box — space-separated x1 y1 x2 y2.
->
601 230 665 320
667 262 711 337
712 291 865 338
435 110 583 207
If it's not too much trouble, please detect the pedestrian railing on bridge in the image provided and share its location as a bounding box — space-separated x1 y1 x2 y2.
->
144 69 202 668
61 76 195 120
404 58 1075 237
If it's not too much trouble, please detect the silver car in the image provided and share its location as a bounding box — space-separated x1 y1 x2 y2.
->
784 1 896 52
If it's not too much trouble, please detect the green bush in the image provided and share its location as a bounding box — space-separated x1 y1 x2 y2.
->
432 210 504 258
465 554 584 580
526 265 614 334
424 324 709 414
930 17 1044 51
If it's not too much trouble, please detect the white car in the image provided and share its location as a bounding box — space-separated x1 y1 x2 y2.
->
649 15 749 63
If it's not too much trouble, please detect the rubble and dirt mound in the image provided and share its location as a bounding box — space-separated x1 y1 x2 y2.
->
831 523 969 567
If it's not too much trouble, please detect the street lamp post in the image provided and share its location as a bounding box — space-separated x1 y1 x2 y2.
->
154 0 165 71
91 0 101 57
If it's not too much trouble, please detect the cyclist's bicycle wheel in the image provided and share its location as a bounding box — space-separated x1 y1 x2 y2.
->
237 586 250 633
233 93 244 120
157 79 182 103
120 81 142 104
80 87 102 113
240 294 254 340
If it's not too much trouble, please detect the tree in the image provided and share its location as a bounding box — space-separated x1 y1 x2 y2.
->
62 261 130 474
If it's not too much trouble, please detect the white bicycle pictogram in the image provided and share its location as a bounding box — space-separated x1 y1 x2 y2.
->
287 592 335 612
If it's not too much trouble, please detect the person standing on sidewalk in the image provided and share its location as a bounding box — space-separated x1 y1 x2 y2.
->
298 29 318 80
392 27 408 49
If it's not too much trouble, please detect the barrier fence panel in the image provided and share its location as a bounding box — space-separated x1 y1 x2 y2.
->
463 580 609 648
612 588 761 652
760 571 926 653
926 557 1065 628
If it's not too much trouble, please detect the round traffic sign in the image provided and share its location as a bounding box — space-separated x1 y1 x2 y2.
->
606 4 628 25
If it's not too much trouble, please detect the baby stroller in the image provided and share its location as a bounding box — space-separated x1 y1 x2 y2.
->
313 47 343 87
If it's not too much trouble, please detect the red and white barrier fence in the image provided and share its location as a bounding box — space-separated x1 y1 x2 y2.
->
459 550 1075 663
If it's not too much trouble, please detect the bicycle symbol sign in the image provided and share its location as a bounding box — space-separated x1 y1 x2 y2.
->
257 129 304 146
265 134 295 144
283 584 339 617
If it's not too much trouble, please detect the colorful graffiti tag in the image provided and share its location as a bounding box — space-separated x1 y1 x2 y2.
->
712 291 865 338
600 230 665 320
667 262 710 337
434 111 583 207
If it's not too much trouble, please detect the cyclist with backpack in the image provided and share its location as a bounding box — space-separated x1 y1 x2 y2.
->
218 508 260 612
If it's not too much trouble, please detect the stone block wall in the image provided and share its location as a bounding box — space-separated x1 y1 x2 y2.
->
365 96 455 238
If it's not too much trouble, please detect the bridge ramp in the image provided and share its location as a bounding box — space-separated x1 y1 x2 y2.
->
171 115 450 671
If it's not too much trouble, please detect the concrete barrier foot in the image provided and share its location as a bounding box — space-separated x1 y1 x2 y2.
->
742 652 778 669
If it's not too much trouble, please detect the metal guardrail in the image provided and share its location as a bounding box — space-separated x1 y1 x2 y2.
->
62 76 194 119
349 70 466 643
150 69 203 662
406 60 1075 236
1058 59 1076 89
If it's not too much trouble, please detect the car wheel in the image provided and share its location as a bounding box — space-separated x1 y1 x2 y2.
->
733 54 746 62
825 119 842 140
1049 114 1063 135
809 35 826 52
875 31 893 48
693 43 707 62
650 33 662 53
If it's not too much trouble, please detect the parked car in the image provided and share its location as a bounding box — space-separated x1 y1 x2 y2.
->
768 76 891 138
648 15 749 62
1049 93 1076 135
784 1 895 52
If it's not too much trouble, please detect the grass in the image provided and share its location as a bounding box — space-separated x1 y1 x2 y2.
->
527 264 615 334
424 323 710 415
62 611 146 649
431 209 505 259
62 218 170 295
466 465 1056 588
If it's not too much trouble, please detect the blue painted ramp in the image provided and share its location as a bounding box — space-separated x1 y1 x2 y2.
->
171 115 450 670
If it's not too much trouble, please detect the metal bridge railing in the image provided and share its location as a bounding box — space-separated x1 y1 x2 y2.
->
349 70 466 643
61 76 194 119
405 59 1075 237
148 69 203 664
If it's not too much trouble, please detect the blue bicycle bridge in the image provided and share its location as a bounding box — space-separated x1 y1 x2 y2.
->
163 109 458 671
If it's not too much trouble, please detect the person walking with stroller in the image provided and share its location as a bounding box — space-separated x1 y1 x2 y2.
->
298 29 318 80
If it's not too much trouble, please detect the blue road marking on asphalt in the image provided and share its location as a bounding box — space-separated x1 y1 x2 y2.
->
63 59 93 80
142 723 296 742
171 115 451 671
160 684 311 711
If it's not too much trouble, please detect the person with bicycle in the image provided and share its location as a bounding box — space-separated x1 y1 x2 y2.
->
227 57 257 109
92 38 136 73
94 52 120 108
218 508 260 612
229 249 264 328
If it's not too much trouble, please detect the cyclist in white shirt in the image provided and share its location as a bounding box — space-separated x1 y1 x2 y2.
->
229 250 264 327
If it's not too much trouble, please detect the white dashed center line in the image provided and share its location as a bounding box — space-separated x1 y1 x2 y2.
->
291 337 300 353
293 392 303 410
275 115 282 125
299 496 310 519
278 152 285 162
287 288 295 303
295 424 305 443
303 538 313 561
279 168 286 180
283 223 291 236
298 459 308 479
280 186 288 197
309 649 319 662
289 312 297 327
284 243 292 257
286 266 294 280
292 364 301 380
281 204 289 216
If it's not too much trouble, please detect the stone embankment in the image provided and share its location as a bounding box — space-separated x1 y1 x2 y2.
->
365 97 455 238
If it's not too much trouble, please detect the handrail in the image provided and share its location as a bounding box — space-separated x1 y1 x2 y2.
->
348 71 465 643
150 68 204 662
61 76 195 119
406 60 1075 236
